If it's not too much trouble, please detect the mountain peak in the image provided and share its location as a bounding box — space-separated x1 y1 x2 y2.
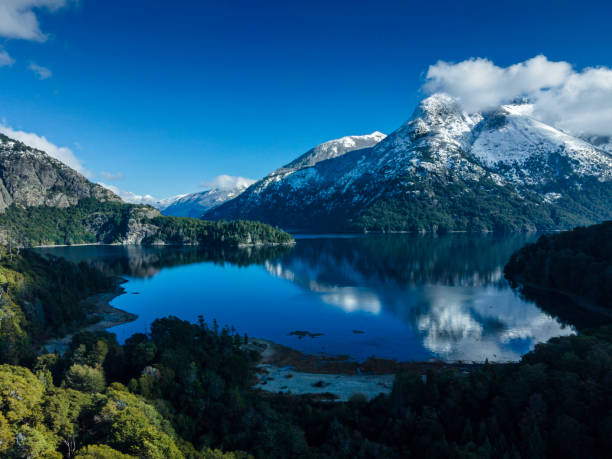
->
398 93 479 152
279 131 386 174
206 92 612 233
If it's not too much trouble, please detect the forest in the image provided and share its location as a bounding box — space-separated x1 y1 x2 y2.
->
351 177 612 234
504 221 612 309
0 198 293 247
0 224 610 458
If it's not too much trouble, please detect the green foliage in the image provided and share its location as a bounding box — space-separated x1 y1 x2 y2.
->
0 232 611 457
146 216 294 246
12 424 62 458
0 412 13 454
2 317 612 458
0 364 44 424
352 174 612 233
43 387 93 440
0 249 114 365
75 444 135 458
98 387 183 458
505 221 612 308
65 364 106 393
0 198 293 247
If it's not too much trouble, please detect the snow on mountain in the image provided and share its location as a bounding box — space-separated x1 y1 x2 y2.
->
160 185 250 218
203 132 387 225
248 131 386 195
581 135 612 154
471 104 612 184
280 131 386 172
206 94 612 232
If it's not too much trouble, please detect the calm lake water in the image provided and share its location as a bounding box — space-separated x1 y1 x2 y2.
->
36 234 579 363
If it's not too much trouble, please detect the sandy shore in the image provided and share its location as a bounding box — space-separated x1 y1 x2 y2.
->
254 364 395 401
43 280 137 355
247 338 396 400
246 338 479 402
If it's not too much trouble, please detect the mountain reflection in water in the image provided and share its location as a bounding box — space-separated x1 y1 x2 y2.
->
35 234 579 362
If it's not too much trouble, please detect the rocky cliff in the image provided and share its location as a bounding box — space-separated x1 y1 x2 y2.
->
0 134 120 213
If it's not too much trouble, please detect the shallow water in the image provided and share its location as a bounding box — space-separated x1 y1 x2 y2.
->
36 234 578 363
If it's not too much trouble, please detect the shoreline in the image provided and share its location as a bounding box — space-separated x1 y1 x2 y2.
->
246 338 479 401
516 281 612 319
248 338 482 374
42 278 137 355
32 241 296 249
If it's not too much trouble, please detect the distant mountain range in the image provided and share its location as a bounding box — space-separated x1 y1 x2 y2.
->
158 185 252 218
205 94 612 232
156 133 387 219
2 91 611 236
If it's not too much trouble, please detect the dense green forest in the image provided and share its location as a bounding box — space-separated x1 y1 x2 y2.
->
0 198 293 247
351 176 612 234
504 221 612 308
0 247 114 365
1 314 611 458
0 225 611 457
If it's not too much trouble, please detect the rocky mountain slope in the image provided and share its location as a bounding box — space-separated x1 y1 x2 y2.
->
161 185 250 218
0 134 291 247
0 133 120 212
206 94 612 232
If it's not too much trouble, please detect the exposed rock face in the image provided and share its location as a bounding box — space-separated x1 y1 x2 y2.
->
0 133 166 245
123 208 163 244
0 133 291 247
0 134 120 213
83 206 163 245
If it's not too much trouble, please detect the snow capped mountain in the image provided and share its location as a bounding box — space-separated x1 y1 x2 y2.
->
471 104 611 184
280 131 386 172
160 185 250 218
204 132 387 227
206 94 612 232
580 135 612 154
243 131 386 198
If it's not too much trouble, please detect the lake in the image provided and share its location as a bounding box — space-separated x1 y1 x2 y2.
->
36 234 579 363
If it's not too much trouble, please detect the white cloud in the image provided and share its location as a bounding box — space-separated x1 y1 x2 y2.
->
200 174 255 190
0 123 89 175
424 55 612 137
0 0 67 42
0 49 15 67
28 61 51 79
99 171 124 182
97 182 160 206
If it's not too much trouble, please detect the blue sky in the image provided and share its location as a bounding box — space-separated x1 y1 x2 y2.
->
0 0 611 200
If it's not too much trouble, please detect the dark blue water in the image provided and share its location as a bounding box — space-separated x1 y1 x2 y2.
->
36 234 576 362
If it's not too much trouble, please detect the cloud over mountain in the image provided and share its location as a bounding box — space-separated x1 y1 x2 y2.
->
424 55 612 137
0 123 88 175
200 174 255 191
97 182 160 206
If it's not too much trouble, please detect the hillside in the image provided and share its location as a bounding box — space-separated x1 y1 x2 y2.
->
0 134 119 212
504 221 612 308
0 134 292 247
206 95 612 233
